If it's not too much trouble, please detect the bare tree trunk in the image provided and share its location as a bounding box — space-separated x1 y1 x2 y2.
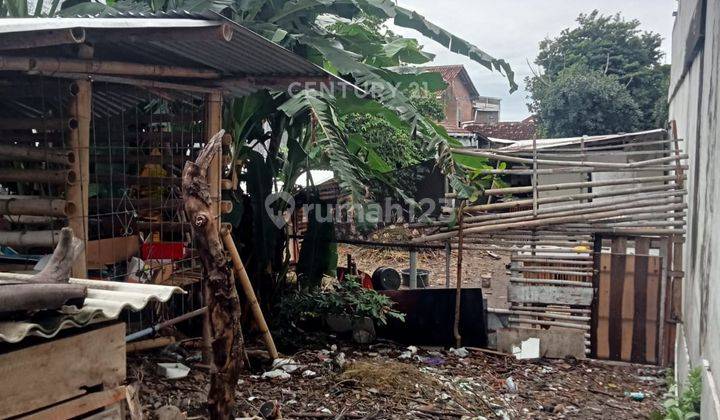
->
182 130 243 420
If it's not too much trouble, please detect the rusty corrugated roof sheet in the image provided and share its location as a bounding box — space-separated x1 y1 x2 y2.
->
0 277 182 343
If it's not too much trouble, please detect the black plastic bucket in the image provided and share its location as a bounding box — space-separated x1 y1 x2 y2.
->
400 268 430 288
371 266 402 291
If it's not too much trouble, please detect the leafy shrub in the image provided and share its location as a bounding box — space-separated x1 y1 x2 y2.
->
278 276 405 328
653 367 702 420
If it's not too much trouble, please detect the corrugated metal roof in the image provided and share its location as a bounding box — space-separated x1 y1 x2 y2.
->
496 129 668 153
0 16 328 78
0 276 182 343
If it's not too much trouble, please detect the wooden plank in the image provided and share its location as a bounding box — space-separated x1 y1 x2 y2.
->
23 386 126 420
0 323 125 419
620 254 635 361
590 234 602 358
645 255 661 364
497 327 586 359
631 238 650 362
86 235 140 266
608 237 627 361
508 284 593 306
596 253 611 359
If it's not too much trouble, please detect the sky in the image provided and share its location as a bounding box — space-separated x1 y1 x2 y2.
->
391 0 677 122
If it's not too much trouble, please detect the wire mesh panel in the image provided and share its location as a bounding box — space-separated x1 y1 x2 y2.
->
87 83 207 332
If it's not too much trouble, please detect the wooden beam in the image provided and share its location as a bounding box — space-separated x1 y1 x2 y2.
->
67 79 91 278
0 55 220 79
86 24 234 44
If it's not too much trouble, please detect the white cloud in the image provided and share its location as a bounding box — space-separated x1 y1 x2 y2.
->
390 0 676 121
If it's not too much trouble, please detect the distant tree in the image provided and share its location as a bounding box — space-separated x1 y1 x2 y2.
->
535 65 642 137
527 10 670 136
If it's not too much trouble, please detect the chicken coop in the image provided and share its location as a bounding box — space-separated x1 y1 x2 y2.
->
0 15 332 332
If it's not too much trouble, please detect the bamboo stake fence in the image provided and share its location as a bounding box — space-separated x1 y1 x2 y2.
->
419 129 687 356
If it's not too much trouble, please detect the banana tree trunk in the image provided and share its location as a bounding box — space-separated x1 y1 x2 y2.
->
181 129 243 419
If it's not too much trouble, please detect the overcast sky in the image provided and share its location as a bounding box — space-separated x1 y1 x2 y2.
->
391 0 677 121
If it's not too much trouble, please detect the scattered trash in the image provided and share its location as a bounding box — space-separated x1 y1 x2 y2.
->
481 273 492 288
449 347 469 358
511 337 540 360
486 251 501 260
156 362 191 379
154 405 186 420
302 370 317 378
505 376 518 394
272 358 302 373
398 345 418 359
625 391 645 401
262 369 291 380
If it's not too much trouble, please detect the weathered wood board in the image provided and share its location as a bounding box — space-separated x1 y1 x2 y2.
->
497 327 586 359
508 284 593 306
0 323 126 419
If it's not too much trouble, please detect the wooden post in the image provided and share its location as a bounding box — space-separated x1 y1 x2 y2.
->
67 79 91 278
200 91 223 365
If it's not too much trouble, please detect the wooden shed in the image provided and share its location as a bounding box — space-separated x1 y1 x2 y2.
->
0 15 335 417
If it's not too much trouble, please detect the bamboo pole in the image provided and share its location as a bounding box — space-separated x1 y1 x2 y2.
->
508 305 592 314
0 145 74 165
0 230 61 247
0 198 74 217
489 308 591 322
509 317 590 330
416 201 687 242
465 183 682 213
468 165 687 176
452 147 687 169
458 194 685 230
0 56 220 79
67 79 91 278
510 277 591 287
453 202 465 348
0 28 85 51
221 226 279 360
0 169 75 185
0 117 65 130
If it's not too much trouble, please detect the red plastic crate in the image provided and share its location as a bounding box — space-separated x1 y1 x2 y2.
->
141 242 184 260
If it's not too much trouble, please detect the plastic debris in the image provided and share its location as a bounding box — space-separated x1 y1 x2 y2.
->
272 358 302 373
156 362 190 380
302 370 317 378
511 337 540 360
449 347 470 358
625 391 645 401
505 376 518 393
262 369 291 380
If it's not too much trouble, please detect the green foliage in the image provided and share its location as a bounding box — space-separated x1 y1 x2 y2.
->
652 368 702 420
295 204 338 290
408 87 445 122
343 113 423 170
279 276 405 327
533 64 642 137
527 10 670 136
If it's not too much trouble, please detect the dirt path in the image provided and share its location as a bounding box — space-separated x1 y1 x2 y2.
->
130 340 667 419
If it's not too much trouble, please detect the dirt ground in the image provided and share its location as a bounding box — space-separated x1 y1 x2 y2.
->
338 244 512 309
130 339 668 419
